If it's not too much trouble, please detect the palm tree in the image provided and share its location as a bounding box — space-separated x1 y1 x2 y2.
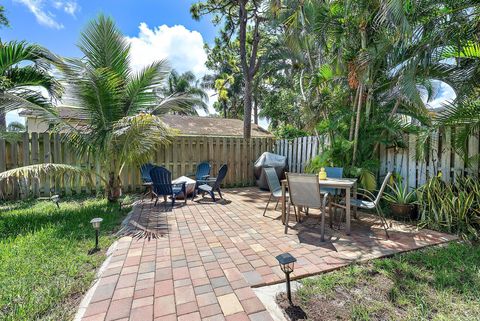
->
0 15 194 201
0 40 63 130
158 70 209 115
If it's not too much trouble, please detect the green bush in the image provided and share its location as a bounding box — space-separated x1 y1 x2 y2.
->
417 176 480 240
272 124 309 139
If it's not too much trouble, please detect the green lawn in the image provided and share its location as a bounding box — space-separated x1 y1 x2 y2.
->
292 243 480 321
0 197 131 320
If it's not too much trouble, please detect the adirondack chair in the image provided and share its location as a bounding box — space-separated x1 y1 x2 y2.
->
191 161 211 182
196 164 228 202
140 163 155 201
150 166 186 209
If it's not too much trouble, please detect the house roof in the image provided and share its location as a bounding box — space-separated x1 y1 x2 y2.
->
19 107 273 138
161 115 273 137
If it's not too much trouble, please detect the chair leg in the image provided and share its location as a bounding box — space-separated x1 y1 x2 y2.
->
154 196 158 207
210 191 216 202
284 202 291 234
274 198 279 210
217 188 223 199
293 206 298 222
376 205 390 239
329 196 333 229
263 195 272 216
321 206 326 243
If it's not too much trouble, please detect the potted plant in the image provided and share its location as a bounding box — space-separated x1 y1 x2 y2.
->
383 179 417 220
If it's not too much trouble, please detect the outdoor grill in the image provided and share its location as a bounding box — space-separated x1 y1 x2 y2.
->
253 152 287 190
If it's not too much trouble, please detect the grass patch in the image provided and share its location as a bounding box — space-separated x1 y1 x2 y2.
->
0 197 131 320
288 242 480 321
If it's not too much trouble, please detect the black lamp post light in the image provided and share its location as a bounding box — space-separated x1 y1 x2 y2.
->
276 252 297 305
88 218 103 255
51 195 60 208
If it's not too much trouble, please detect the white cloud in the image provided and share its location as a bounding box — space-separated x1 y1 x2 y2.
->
126 23 217 114
14 0 79 29
127 23 208 77
52 0 79 17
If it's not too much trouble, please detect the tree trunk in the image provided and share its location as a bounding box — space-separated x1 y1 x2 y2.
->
253 93 258 125
349 87 360 141
243 78 253 139
352 84 364 166
352 22 368 166
238 0 261 139
0 111 5 131
223 100 228 118
107 171 122 202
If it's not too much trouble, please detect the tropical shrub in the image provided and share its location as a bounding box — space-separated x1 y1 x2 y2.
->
417 176 480 240
272 124 309 140
383 178 416 205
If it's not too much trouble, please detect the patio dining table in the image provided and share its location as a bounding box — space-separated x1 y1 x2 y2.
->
281 177 358 235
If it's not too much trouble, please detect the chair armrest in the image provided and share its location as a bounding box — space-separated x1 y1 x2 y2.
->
355 191 375 203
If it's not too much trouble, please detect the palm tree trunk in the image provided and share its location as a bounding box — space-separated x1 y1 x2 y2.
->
352 22 368 166
352 84 364 166
107 171 122 202
349 87 361 141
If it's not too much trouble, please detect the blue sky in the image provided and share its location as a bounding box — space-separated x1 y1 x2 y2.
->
2 0 229 125
2 0 217 57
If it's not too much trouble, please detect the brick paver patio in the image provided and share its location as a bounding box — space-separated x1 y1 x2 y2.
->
79 188 456 321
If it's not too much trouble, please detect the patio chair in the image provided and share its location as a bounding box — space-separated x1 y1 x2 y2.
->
191 161 211 198
262 167 288 216
197 164 228 202
193 161 211 181
285 173 330 241
339 172 392 238
140 163 155 201
140 163 154 183
150 166 187 209
320 167 343 227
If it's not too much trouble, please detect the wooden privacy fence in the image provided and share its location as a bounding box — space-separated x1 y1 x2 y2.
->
0 133 274 199
274 130 479 190
275 136 328 173
379 128 479 189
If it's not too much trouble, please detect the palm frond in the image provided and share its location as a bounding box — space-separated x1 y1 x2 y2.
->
150 92 200 115
124 60 170 115
0 91 59 121
111 113 174 168
5 65 63 99
78 14 130 77
0 163 98 184
0 40 65 73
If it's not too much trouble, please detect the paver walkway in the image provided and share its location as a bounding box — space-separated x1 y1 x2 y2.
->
78 188 456 321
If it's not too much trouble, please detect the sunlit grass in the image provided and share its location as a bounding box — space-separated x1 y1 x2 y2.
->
0 197 131 320
297 243 480 320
